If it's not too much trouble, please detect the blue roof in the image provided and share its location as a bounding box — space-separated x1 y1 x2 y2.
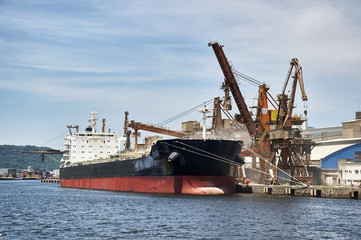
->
321 143 361 169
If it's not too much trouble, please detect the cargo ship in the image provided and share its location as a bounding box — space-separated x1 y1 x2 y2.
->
60 110 244 195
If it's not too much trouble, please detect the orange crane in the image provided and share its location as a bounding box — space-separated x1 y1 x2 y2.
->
127 120 187 149
209 41 313 184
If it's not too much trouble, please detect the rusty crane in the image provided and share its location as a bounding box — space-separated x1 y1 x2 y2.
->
270 58 313 184
209 41 313 184
123 111 188 149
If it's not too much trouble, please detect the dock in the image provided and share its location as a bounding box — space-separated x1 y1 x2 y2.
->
41 178 60 183
236 184 360 200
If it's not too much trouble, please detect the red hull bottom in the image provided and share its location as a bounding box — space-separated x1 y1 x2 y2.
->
60 176 236 195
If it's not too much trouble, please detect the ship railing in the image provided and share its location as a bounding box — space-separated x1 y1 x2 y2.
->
64 151 151 167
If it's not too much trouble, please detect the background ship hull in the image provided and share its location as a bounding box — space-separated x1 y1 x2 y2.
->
60 139 243 195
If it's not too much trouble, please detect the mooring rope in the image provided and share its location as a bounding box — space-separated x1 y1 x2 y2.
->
47 154 61 163
174 141 241 165
211 126 306 185
164 139 307 186
241 146 307 186
161 142 242 167
175 140 305 185
244 166 307 185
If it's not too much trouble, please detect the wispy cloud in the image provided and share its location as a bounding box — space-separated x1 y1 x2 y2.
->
0 0 361 147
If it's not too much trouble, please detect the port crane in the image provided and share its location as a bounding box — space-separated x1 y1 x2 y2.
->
208 41 274 182
208 42 257 137
22 149 63 165
124 111 187 149
270 58 313 183
123 97 226 149
124 96 233 149
209 41 313 184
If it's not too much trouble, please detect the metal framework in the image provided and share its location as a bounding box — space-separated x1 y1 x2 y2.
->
209 41 314 184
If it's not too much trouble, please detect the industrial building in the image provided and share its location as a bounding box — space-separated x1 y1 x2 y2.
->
306 112 361 186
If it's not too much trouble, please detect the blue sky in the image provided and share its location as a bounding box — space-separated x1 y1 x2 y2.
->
1 0 361 149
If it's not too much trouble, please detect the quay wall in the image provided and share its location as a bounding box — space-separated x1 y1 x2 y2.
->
237 184 360 200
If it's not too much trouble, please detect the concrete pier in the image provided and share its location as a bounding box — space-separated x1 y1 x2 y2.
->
236 183 360 200
41 178 60 183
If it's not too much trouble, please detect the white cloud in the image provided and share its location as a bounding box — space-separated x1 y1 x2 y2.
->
1 0 361 147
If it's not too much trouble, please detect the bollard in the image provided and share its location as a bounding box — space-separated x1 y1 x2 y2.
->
350 191 359 199
263 187 272 194
310 189 314 196
285 188 295 196
290 188 295 196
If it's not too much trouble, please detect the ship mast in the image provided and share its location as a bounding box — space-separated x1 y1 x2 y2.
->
199 105 211 140
89 109 98 133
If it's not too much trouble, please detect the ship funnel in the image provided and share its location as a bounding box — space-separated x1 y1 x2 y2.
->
356 111 361 120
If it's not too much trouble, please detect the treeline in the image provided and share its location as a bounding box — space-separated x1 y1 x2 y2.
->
0 145 61 171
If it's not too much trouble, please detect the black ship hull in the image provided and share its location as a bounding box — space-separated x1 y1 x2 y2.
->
60 139 243 194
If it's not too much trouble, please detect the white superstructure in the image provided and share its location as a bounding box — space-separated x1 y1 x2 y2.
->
61 110 123 166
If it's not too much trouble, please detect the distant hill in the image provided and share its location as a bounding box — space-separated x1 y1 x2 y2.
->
0 145 61 171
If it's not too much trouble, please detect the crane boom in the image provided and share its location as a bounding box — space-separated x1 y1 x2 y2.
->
127 121 187 138
208 41 257 137
279 58 308 128
127 120 187 149
22 149 63 164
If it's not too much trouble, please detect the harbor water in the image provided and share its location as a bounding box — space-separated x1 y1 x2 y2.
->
1 181 360 239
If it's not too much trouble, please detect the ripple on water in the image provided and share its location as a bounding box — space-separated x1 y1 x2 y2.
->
1 181 360 239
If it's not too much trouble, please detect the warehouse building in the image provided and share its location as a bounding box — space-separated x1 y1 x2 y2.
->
307 112 361 186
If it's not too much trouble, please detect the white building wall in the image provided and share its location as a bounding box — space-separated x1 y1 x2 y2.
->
338 159 361 186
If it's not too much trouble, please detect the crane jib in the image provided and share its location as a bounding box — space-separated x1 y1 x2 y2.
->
208 41 257 137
